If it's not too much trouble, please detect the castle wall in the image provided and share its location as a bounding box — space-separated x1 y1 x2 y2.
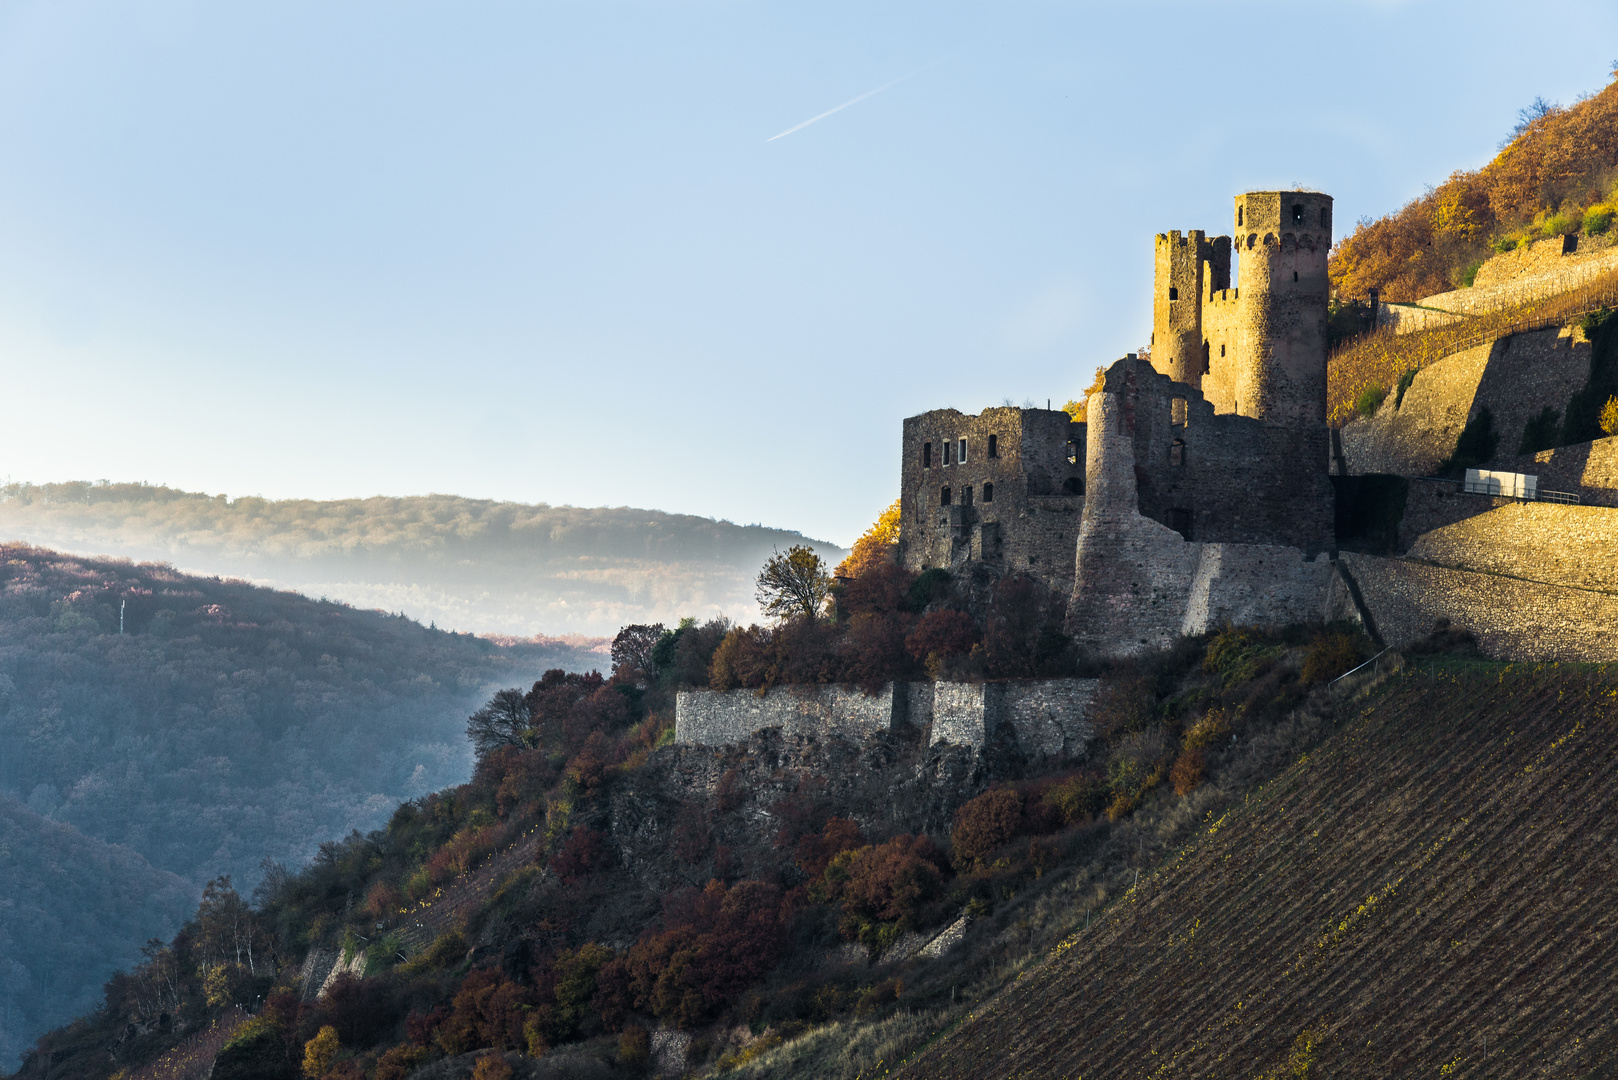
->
675 683 901 746
899 407 1085 592
1340 552 1618 662
1066 386 1339 656
1339 327 1592 477
1201 289 1242 413
676 678 1097 759
1152 230 1229 391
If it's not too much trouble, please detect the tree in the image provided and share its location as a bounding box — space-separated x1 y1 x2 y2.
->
835 502 901 580
755 546 832 622
1600 395 1618 437
466 689 533 757
610 623 665 681
303 1026 340 1079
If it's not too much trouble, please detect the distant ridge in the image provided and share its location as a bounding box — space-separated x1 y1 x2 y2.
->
0 483 848 636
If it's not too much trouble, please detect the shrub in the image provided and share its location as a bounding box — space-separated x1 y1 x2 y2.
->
1395 368 1418 407
1354 384 1387 417
950 790 1025 868
1301 632 1364 684
904 610 980 671
1039 772 1108 825
794 817 865 880
1182 709 1232 753
1602 395 1618 437
906 568 952 612
821 835 946 936
302 1027 339 1080
619 1025 651 1069
1204 628 1282 688
1169 749 1205 796
438 969 537 1054
374 1046 429 1080
708 625 777 692
1584 203 1616 236
471 1056 513 1080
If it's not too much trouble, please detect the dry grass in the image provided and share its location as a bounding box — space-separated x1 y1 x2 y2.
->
1326 267 1618 426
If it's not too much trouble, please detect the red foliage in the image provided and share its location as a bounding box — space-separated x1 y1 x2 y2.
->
436 968 536 1054
838 611 914 692
905 610 979 662
550 827 612 882
950 789 1026 868
794 817 865 880
610 881 788 1028
838 560 916 617
315 972 397 1049
823 835 946 929
475 746 553 819
405 1006 447 1048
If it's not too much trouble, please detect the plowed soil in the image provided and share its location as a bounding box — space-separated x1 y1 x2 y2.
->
898 661 1618 1078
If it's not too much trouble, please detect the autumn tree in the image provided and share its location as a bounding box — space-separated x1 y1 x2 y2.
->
610 623 665 682
835 501 901 580
1601 395 1618 437
755 546 832 622
465 689 533 758
1062 366 1107 422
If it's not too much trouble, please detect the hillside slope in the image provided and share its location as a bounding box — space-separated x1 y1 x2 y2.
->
0 543 601 1064
0 797 197 1069
0 484 847 636
897 661 1618 1078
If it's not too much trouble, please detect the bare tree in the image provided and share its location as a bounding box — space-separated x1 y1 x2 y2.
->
466 688 532 757
755 546 832 622
611 623 666 681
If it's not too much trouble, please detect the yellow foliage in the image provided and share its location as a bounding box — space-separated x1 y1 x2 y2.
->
1062 367 1108 423
471 1056 514 1080
302 1026 339 1080
1600 395 1618 437
835 499 902 579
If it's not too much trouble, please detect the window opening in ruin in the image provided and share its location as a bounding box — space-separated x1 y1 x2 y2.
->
940 486 951 506
962 486 973 506
987 433 998 458
1067 439 1079 465
1063 476 1083 496
1291 203 1304 224
1201 341 1210 374
923 441 932 468
1293 270 1299 282
958 438 968 463
1171 439 1186 466
982 482 993 502
1168 286 1179 301
1171 397 1187 425
944 440 952 466
1168 508 1192 539
1319 207 1328 228
1220 343 1226 357
1237 206 1243 226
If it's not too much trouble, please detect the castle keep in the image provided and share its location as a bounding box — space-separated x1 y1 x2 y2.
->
899 186 1618 662
901 191 1339 614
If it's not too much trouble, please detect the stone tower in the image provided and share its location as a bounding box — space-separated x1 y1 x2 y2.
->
1227 190 1333 426
1151 230 1230 391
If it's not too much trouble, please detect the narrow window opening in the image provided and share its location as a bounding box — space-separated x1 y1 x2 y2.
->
1170 439 1186 467
1293 270 1299 282
1237 206 1244 226
1066 439 1079 465
958 438 968 463
1220 343 1226 357
1200 341 1210 375
940 486 951 506
922 441 932 468
1319 207 1328 228
987 433 998 458
1167 508 1192 540
1291 203 1304 224
1167 286 1179 301
982 482 994 503
943 440 952 466
962 486 973 506
1171 397 1187 425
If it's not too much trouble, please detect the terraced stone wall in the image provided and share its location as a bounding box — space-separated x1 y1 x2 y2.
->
674 683 901 746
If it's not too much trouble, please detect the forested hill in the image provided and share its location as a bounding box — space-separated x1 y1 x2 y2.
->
0 484 847 637
0 543 602 1065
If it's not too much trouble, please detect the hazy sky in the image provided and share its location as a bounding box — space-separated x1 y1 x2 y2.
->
2 1 1614 547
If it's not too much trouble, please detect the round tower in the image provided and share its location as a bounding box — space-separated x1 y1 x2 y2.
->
1231 191 1332 426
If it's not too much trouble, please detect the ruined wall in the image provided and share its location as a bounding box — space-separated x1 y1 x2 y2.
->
898 406 1085 592
675 683 900 746
677 678 1096 759
1340 552 1618 662
1339 326 1591 477
1405 502 1618 594
1066 386 1340 656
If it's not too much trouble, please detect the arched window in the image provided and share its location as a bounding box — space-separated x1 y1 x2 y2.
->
940 486 951 506
1062 476 1083 495
982 482 994 503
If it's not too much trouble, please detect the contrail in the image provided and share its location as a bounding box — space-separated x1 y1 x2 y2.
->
766 60 943 142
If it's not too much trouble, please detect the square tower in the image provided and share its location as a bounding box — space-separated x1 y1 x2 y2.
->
1151 230 1230 391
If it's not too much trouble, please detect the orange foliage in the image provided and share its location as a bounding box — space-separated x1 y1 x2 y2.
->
950 789 1025 868
835 501 901 580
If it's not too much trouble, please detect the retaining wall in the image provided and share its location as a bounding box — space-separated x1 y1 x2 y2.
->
675 678 1097 760
1415 235 1618 315
1340 552 1618 662
674 683 901 746
1405 501 1618 594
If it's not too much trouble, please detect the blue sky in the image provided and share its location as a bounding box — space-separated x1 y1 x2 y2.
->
1 0 1614 547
